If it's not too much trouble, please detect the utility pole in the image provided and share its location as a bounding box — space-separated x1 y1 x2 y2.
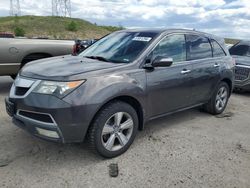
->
52 0 71 17
10 0 21 16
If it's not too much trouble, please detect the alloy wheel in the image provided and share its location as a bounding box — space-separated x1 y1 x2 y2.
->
215 86 228 111
101 112 134 151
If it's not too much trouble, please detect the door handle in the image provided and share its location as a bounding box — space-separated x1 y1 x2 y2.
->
214 63 220 68
181 69 191 74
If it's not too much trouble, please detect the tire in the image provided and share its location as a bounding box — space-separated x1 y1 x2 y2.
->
10 74 17 80
21 54 51 68
204 82 230 115
87 101 138 158
11 54 51 80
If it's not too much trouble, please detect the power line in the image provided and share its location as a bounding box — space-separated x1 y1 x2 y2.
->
52 0 71 17
10 0 21 16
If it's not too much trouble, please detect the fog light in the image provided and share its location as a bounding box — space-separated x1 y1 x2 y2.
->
36 127 59 139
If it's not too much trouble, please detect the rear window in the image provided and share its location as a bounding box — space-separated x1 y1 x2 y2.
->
186 34 212 60
229 44 250 56
211 39 226 57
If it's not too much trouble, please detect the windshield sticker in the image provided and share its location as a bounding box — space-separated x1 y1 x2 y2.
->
132 37 152 42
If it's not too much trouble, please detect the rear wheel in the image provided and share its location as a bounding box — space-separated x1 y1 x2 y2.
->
87 101 138 158
21 53 52 68
10 54 52 80
204 82 230 115
10 74 17 80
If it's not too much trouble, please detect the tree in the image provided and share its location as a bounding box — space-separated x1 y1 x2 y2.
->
67 21 78 32
14 27 25 37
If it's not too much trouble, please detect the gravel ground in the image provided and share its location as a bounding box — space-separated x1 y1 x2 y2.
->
0 76 249 188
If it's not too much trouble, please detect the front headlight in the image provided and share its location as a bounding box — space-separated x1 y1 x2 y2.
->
33 80 85 98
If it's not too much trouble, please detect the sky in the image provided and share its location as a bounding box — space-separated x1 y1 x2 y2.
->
0 0 249 39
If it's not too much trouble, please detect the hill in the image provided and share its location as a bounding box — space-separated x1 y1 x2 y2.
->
0 16 122 40
0 16 240 44
225 38 240 45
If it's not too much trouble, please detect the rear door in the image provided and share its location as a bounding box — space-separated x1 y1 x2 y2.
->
186 34 220 104
146 34 193 117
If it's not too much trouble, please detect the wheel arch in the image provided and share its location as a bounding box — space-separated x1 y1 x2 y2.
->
89 95 145 132
221 78 233 96
21 52 53 67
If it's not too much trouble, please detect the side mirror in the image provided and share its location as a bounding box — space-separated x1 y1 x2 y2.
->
152 56 173 67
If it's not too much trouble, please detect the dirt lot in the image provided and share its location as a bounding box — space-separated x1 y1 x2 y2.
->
0 76 249 188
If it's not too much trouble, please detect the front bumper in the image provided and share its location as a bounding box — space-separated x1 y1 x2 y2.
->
6 97 64 142
5 94 93 143
5 76 97 143
234 82 250 91
234 65 250 91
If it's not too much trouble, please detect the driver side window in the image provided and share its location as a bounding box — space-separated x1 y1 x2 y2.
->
152 34 186 63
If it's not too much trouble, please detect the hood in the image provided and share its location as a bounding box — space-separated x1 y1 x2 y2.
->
232 55 250 66
20 55 123 80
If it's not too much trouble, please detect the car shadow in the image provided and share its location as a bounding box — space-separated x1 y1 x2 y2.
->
0 76 210 165
1 107 207 167
233 90 250 97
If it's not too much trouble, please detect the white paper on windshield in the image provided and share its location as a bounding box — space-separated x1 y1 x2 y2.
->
132 37 152 42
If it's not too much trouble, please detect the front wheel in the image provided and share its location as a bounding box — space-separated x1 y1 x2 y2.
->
204 82 230 115
87 101 138 158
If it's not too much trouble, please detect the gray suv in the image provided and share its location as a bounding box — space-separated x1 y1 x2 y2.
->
229 41 250 91
5 29 234 158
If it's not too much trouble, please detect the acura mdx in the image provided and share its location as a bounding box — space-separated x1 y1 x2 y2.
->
6 29 235 158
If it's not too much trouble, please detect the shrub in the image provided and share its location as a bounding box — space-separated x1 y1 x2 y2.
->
14 27 25 37
67 21 78 32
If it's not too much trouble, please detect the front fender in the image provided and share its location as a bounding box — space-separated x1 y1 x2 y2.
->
63 71 147 128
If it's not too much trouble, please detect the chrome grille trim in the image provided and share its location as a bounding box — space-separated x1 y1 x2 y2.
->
9 76 41 98
235 65 250 81
17 109 57 127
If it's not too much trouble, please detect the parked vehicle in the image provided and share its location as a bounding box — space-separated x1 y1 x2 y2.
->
72 39 98 55
0 38 74 79
226 43 234 49
0 32 15 38
229 41 250 91
5 29 234 158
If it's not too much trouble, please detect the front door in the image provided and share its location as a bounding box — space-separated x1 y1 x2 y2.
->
146 34 193 118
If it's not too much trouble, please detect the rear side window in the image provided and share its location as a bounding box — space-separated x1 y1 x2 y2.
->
211 39 226 57
152 34 186 63
186 35 212 60
229 44 250 56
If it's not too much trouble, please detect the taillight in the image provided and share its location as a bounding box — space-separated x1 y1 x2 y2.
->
72 44 79 55
72 44 77 55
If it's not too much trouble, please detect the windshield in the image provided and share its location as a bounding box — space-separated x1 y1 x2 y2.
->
80 31 158 63
229 43 250 56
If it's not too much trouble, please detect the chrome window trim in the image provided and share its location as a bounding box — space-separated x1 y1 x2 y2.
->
236 64 250 69
0 63 21 66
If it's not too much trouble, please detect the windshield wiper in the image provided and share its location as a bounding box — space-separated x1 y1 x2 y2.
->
84 56 110 62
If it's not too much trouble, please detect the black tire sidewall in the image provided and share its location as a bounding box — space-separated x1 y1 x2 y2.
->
93 101 138 158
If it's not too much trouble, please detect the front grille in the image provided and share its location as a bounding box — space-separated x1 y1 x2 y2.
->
235 66 250 81
15 87 30 96
18 110 54 124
